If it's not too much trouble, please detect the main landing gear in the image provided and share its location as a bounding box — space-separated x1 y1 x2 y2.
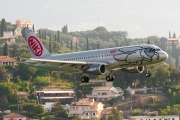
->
106 71 114 82
145 66 151 77
106 75 114 82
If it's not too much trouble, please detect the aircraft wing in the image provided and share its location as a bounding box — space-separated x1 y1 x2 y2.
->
25 58 107 68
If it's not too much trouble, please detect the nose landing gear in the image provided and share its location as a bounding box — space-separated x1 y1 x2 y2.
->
145 66 151 77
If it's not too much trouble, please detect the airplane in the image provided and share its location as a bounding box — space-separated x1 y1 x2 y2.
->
24 29 168 83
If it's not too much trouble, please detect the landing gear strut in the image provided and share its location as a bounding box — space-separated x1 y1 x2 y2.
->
145 66 151 77
106 71 114 82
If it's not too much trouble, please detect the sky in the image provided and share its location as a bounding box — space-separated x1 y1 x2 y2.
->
0 0 180 38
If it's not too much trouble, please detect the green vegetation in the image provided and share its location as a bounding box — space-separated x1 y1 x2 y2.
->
108 108 123 120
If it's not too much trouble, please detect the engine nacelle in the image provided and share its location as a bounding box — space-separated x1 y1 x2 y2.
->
84 64 106 75
121 66 144 73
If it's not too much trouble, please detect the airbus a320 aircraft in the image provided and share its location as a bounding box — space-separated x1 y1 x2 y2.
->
24 29 168 83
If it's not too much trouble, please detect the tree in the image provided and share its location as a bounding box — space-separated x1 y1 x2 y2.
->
169 31 171 38
51 102 68 118
62 25 68 34
108 108 123 120
3 42 10 56
57 30 60 42
97 42 100 49
1 18 7 37
33 105 44 114
21 27 27 39
132 109 142 116
76 41 78 51
87 38 89 50
70 40 73 50
49 41 52 53
32 24 35 32
173 32 176 38
44 30 46 40
11 44 19 57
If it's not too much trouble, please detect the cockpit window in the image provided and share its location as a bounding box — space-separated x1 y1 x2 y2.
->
155 49 161 51
149 48 155 52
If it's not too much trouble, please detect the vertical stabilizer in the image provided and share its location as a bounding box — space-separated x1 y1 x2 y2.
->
25 29 51 58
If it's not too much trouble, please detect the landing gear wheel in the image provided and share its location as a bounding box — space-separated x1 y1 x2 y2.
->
145 72 151 77
106 76 111 82
80 76 89 83
145 65 151 77
106 76 114 82
81 77 85 83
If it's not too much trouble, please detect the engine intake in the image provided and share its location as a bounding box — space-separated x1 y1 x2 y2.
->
84 64 106 75
121 66 144 73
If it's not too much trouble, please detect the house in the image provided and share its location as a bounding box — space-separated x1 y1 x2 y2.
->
128 115 179 120
34 88 75 103
3 31 13 37
69 98 104 120
86 82 123 101
0 56 17 66
0 36 16 44
16 19 33 35
126 86 150 95
167 38 180 46
1 112 32 120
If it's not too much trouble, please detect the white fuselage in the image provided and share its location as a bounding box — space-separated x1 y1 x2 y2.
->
27 44 168 73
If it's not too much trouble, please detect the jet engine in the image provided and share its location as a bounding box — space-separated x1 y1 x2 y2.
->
84 64 106 75
121 66 144 73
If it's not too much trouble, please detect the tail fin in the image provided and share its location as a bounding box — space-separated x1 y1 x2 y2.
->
25 29 51 58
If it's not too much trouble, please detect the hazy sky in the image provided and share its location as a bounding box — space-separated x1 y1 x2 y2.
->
0 0 180 38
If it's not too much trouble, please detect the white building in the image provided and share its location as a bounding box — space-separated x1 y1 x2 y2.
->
86 82 123 101
128 115 179 120
69 98 104 120
34 88 75 103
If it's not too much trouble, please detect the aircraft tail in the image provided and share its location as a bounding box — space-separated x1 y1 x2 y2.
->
25 29 51 58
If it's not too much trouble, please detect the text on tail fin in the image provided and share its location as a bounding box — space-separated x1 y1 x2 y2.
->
28 36 43 57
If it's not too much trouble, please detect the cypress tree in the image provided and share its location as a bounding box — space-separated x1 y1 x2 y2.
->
176 56 179 69
39 30 41 38
44 30 46 40
57 30 60 42
65 24 68 34
3 42 10 56
97 42 100 49
32 24 35 32
67 39 69 48
173 32 176 38
49 41 52 53
76 41 78 51
169 31 171 38
21 27 27 39
87 38 89 50
54 34 56 41
70 40 73 50
12 44 18 57
1 18 7 37
42 31 44 38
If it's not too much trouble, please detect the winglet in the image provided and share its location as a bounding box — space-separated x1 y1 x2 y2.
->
25 29 51 58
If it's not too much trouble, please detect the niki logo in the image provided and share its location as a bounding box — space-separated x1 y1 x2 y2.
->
28 36 43 57
110 49 117 54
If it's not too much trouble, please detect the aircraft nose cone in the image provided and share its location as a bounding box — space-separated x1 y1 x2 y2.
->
160 51 168 61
